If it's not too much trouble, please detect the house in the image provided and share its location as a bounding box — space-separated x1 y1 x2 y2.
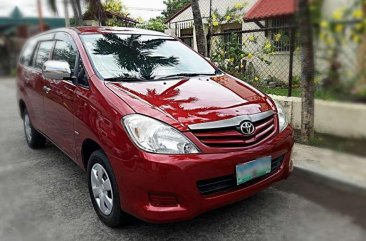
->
164 0 361 85
165 0 299 83
0 6 65 75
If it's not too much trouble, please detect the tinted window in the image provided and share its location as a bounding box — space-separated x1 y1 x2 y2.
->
34 41 54 69
52 40 77 72
19 39 37 66
81 34 216 80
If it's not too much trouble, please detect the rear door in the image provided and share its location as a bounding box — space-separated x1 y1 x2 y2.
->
44 32 78 160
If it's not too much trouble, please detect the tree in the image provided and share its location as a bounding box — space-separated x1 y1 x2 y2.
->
356 1 366 95
191 0 206 56
162 0 190 19
137 16 167 32
298 0 315 143
47 0 105 26
102 0 129 26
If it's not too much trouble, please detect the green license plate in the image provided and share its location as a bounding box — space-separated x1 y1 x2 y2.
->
236 156 272 185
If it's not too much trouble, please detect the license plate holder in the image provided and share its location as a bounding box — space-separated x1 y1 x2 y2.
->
236 156 272 185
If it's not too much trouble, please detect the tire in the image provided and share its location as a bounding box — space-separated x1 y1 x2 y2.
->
87 150 129 228
23 109 46 149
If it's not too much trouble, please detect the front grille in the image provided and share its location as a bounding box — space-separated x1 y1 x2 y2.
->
192 115 275 148
197 155 284 196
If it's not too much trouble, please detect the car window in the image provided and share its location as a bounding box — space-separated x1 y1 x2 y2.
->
80 34 216 80
52 40 77 73
34 41 54 69
19 39 37 66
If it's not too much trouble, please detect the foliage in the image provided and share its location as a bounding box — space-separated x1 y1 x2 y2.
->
103 0 126 14
317 0 366 94
161 0 190 20
102 0 130 26
209 3 288 83
137 16 167 32
210 32 278 82
211 3 246 27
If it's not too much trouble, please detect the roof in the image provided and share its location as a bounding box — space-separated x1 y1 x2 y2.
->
104 11 138 24
164 3 192 24
83 10 138 24
244 0 296 22
72 26 169 36
9 7 23 19
0 7 64 30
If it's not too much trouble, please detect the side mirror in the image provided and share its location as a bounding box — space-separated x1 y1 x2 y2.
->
42 60 71 80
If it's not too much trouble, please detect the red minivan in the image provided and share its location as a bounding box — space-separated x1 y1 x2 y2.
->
17 27 294 227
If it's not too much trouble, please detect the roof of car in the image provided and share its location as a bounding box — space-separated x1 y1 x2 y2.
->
70 26 169 36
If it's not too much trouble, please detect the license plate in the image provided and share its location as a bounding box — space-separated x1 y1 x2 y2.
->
236 156 272 185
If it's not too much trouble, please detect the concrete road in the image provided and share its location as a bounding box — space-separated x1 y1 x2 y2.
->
0 77 365 241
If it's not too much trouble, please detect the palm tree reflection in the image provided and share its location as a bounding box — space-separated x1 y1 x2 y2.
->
93 34 179 79
119 79 237 123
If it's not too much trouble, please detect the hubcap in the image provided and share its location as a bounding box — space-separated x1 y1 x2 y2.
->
91 163 113 215
24 114 32 142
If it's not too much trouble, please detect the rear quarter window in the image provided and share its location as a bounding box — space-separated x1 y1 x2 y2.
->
19 39 37 66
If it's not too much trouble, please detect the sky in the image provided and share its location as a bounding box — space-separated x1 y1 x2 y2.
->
0 0 165 20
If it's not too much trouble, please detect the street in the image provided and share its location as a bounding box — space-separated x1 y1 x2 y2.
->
0 77 365 241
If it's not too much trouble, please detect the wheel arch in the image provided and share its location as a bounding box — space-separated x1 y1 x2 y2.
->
81 138 103 169
19 99 26 119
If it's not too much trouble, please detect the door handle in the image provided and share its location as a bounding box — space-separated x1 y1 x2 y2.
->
43 86 51 94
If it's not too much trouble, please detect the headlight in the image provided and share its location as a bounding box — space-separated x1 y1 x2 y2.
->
273 100 288 132
122 114 200 154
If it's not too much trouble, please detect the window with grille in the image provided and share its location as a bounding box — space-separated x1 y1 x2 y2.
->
179 28 194 48
265 17 296 52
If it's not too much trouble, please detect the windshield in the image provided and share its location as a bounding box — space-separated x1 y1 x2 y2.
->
80 33 217 80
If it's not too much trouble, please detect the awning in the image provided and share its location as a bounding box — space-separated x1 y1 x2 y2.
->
244 0 296 22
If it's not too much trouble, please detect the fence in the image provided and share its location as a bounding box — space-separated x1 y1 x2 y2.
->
166 0 366 100
207 22 299 96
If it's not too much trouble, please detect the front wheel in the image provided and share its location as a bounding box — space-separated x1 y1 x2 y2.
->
23 110 46 149
87 150 129 227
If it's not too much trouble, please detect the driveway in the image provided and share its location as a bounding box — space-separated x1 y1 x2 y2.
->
0 77 365 241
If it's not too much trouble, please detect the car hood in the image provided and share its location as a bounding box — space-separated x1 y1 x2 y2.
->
106 74 273 131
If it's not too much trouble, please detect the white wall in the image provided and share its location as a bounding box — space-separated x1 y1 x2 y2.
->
272 95 366 139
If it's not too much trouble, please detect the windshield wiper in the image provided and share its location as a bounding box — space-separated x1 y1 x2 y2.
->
104 77 146 82
155 73 215 80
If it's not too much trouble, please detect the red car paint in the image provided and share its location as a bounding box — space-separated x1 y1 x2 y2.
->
17 27 294 223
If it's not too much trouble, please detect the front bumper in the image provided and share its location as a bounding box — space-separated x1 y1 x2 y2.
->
110 126 294 223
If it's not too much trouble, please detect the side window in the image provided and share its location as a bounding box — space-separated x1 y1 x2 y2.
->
34 41 54 69
52 40 77 73
19 39 37 66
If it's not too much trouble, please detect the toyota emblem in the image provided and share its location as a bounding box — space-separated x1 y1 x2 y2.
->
240 121 255 135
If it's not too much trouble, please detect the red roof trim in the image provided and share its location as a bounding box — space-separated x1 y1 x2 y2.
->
244 0 296 22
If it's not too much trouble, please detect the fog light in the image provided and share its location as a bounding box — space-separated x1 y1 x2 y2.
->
149 193 178 207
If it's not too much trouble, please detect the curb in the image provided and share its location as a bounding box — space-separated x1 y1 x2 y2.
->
293 166 366 195
292 143 366 191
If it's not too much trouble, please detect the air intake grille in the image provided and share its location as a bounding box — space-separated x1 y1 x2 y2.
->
197 155 284 196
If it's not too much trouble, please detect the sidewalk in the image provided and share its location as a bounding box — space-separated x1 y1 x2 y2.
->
293 143 366 190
